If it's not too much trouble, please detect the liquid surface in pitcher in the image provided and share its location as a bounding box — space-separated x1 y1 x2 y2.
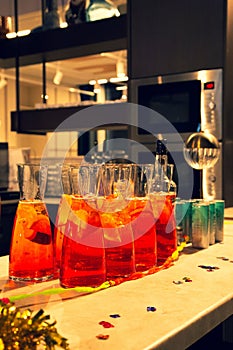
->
9 200 54 282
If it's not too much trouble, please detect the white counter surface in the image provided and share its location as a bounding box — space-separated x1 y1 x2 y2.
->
1 221 233 350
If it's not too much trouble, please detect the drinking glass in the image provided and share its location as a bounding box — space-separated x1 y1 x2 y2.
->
128 164 157 271
97 163 135 279
60 164 106 288
149 162 177 265
9 163 54 282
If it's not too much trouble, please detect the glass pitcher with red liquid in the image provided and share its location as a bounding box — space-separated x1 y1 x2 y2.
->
53 164 73 278
97 163 136 279
127 164 157 272
60 164 106 288
149 162 177 266
9 163 54 282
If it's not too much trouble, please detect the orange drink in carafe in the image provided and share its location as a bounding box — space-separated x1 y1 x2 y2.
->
9 200 54 281
9 163 54 282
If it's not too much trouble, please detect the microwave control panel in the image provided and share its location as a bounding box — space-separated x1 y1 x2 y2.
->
201 68 222 140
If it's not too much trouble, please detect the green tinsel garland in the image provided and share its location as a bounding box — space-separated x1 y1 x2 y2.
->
0 299 70 350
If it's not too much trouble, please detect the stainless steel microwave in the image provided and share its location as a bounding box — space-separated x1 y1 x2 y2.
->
129 68 222 143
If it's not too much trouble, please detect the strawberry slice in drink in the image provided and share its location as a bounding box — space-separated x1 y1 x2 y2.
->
25 216 51 245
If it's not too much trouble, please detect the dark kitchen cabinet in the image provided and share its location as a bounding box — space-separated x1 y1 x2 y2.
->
128 0 225 79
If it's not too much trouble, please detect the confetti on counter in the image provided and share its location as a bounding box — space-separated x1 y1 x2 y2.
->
96 334 110 340
173 280 183 285
147 306 157 312
217 256 229 261
198 265 220 270
183 277 192 282
109 314 121 318
99 321 115 328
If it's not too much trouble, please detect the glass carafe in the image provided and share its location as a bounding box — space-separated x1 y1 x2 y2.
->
149 162 177 266
53 163 73 278
129 164 157 272
97 163 135 279
9 163 54 282
60 164 106 288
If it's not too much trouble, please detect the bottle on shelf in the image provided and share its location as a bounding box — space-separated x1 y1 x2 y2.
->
65 0 87 25
44 0 60 30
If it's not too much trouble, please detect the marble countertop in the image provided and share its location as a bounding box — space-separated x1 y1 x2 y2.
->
0 221 233 350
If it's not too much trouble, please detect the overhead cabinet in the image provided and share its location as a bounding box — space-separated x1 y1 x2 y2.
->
0 14 127 68
128 0 225 78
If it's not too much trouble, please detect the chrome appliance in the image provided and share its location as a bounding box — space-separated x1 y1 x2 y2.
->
129 68 223 200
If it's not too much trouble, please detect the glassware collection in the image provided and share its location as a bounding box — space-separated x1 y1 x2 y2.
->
8 154 225 287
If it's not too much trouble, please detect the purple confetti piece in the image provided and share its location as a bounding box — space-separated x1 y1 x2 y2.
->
147 306 156 312
109 314 121 318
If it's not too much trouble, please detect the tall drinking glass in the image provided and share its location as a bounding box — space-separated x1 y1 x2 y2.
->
9 163 54 282
97 163 135 279
60 164 106 288
128 164 157 271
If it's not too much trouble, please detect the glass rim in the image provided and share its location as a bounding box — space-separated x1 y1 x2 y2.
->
17 162 48 167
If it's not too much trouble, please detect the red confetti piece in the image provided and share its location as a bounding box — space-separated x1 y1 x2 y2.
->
183 277 192 282
96 334 109 340
0 298 10 304
99 321 114 328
